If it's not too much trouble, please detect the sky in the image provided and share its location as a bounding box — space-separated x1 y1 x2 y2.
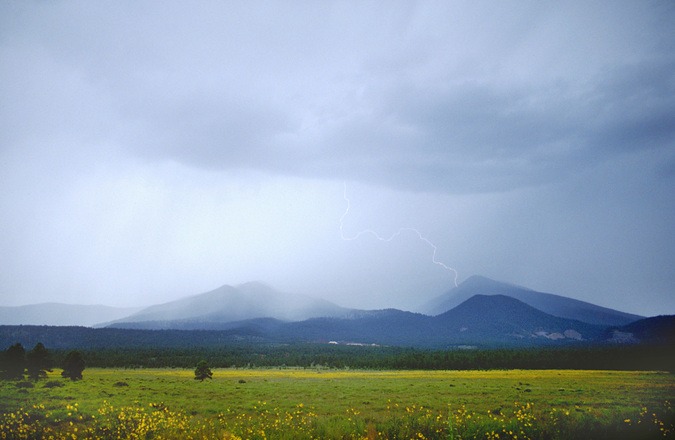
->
1 1 674 316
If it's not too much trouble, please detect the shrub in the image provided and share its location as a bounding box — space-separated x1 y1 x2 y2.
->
44 380 64 388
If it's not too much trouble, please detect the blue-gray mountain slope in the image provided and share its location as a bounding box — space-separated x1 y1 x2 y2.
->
104 282 349 329
271 294 604 348
422 275 642 326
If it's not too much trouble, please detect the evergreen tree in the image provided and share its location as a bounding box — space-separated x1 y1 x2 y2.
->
26 342 51 380
61 351 85 380
2 343 26 380
194 360 213 381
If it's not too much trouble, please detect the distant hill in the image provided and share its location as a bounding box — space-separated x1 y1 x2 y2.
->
0 303 141 327
262 295 605 348
421 275 642 326
606 315 675 344
105 282 350 329
433 294 605 344
2 276 654 350
277 309 436 347
0 299 668 352
103 287 613 347
102 277 644 347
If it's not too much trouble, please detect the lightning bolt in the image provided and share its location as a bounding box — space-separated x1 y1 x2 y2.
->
339 182 459 287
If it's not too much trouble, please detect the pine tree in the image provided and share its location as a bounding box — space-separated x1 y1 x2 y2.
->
194 360 213 381
27 342 51 380
2 343 26 380
61 351 85 380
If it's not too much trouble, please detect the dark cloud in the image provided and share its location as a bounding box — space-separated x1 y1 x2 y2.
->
1 1 673 315
4 1 672 194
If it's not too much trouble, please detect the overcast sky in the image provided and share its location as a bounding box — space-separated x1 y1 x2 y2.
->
1 1 674 316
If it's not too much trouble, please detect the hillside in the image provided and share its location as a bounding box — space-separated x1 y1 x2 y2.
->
2 276 652 343
267 295 606 347
105 282 350 329
0 295 633 349
606 315 675 344
422 275 642 326
100 277 646 347
434 294 605 343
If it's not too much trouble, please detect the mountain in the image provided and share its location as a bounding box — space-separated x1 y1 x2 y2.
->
0 303 141 327
105 282 350 329
258 295 604 348
1 294 664 350
606 315 675 344
3 276 653 349
277 309 436 346
104 276 642 346
433 294 605 344
421 275 643 327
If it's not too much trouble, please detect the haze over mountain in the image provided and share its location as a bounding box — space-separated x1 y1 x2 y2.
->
1 276 647 332
0 303 140 327
275 294 605 347
1 275 671 349
95 276 649 348
104 282 350 329
421 275 642 327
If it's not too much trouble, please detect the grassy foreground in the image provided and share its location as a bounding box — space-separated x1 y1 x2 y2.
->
1 368 673 439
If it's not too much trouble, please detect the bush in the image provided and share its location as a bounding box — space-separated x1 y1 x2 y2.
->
44 380 64 388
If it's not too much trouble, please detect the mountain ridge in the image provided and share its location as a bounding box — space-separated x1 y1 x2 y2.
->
1 294 671 349
164 294 608 348
103 282 351 329
434 294 604 343
1 276 648 336
421 275 643 326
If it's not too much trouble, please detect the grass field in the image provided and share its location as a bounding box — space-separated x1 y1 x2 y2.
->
1 368 673 439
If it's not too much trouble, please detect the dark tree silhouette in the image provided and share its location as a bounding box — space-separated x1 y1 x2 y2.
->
61 351 85 380
194 360 213 381
27 342 51 380
2 343 26 380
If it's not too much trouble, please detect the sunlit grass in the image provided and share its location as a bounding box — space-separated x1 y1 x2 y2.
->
1 368 673 438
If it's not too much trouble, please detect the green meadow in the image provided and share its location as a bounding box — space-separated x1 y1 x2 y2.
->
1 368 673 439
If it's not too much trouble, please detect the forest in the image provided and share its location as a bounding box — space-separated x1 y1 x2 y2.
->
2 340 673 376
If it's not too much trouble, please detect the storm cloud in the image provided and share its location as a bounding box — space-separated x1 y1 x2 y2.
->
1 1 674 316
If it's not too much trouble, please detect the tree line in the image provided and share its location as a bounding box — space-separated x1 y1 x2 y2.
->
2 339 673 374
0 342 85 381
0 342 219 382
10 343 669 372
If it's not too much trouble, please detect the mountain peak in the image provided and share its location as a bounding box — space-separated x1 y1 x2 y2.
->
106 283 349 329
439 294 546 322
434 293 604 343
422 275 642 327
